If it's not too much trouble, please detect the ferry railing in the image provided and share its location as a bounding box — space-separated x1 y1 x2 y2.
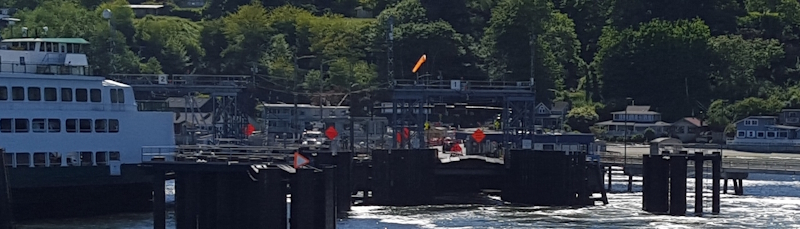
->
0 63 93 76
108 74 251 88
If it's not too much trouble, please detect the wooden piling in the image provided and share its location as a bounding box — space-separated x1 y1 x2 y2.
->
669 156 687 216
152 171 166 229
334 151 353 214
175 172 199 229
723 178 728 194
627 175 633 193
0 148 13 229
291 168 333 229
712 152 721 214
606 166 612 191
642 155 669 214
372 149 436 206
694 152 703 217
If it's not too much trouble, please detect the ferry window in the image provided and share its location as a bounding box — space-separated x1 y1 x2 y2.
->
65 152 79 166
32 119 45 132
61 88 72 102
48 119 60 132
0 86 6 100
117 89 125 103
26 42 34 51
90 89 101 102
33 152 46 167
74 44 81 53
94 119 107 133
75 89 87 102
14 119 28 132
67 44 73 53
110 89 117 103
16 153 29 167
39 42 44 52
109 151 120 161
49 153 61 167
66 119 77 133
45 42 52 52
44 87 57 101
96 152 107 165
11 87 23 101
79 119 91 133
28 87 40 101
109 119 119 133
80 152 92 166
0 119 10 132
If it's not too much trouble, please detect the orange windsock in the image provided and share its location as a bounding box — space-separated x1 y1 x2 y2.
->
412 54 427 73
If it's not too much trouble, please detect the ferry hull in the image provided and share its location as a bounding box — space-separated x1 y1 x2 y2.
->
5 164 154 220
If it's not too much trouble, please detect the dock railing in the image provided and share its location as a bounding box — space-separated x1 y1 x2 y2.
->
141 146 179 162
600 154 800 173
392 79 533 91
108 74 250 88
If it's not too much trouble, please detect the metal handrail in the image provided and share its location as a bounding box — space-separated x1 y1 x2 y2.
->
108 74 250 87
0 63 93 76
600 155 800 172
392 79 533 91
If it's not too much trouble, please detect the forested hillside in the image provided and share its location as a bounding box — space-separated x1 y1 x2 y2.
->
3 0 800 135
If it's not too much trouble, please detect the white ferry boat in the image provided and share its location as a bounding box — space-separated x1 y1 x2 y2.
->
0 36 174 219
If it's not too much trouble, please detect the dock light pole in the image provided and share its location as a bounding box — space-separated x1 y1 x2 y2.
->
319 59 335 119
102 9 115 73
624 97 632 168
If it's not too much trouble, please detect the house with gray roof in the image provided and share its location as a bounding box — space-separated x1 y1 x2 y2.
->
534 101 570 130
728 115 800 146
595 105 671 137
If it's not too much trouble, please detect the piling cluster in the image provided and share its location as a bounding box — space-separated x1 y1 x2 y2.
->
144 151 353 229
642 151 722 216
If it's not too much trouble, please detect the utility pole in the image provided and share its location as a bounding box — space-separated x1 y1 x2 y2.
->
293 37 300 142
102 9 115 74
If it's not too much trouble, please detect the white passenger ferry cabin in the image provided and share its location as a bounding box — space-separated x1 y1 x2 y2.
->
0 38 90 75
0 37 174 175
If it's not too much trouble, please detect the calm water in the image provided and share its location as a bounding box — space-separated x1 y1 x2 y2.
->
16 173 800 228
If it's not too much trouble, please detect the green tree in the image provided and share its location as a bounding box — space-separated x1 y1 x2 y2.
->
595 19 714 120
134 16 204 74
643 128 656 141
481 0 582 101
220 2 272 74
566 105 599 133
708 35 784 100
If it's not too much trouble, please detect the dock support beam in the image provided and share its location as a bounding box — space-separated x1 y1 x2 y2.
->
153 171 166 229
712 152 721 214
0 149 13 229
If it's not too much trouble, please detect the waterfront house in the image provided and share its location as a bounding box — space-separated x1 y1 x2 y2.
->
671 117 707 142
128 4 165 18
595 105 671 137
728 116 800 145
779 109 800 127
534 101 570 130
